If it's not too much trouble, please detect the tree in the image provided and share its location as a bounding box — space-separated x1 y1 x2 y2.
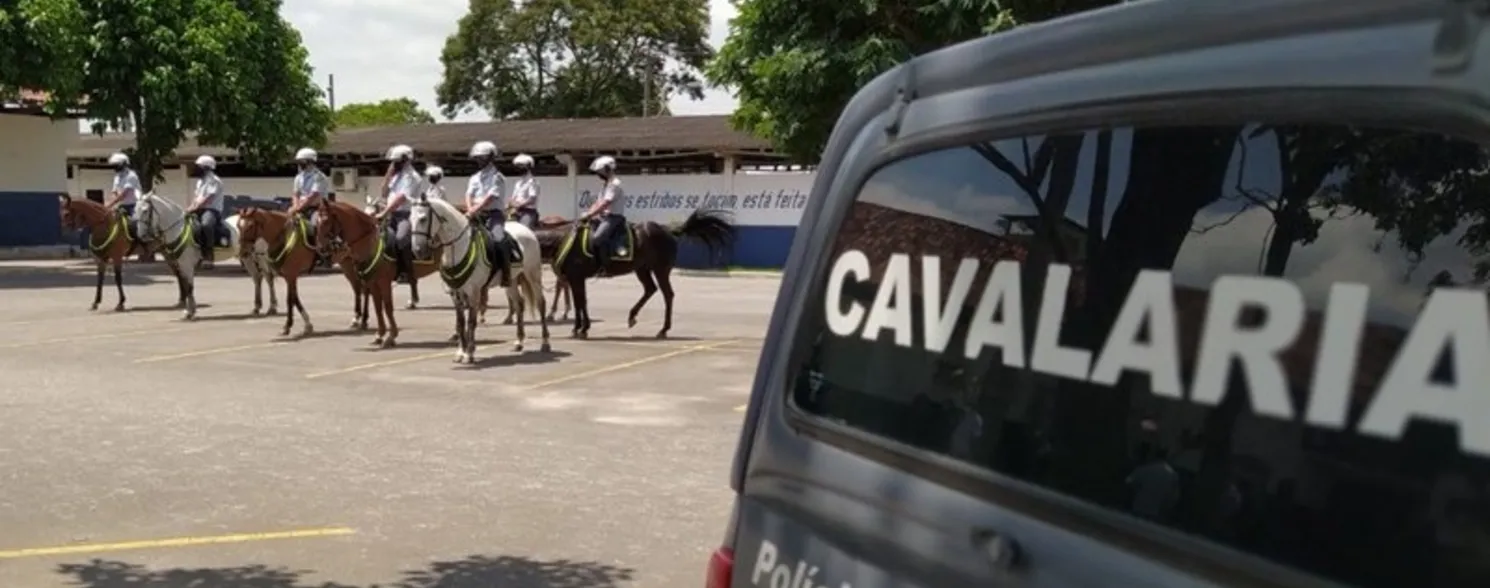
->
435 0 712 120
78 0 331 188
334 98 435 128
0 0 88 115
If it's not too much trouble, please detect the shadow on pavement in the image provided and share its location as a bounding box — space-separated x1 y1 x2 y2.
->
0 267 163 290
56 554 637 587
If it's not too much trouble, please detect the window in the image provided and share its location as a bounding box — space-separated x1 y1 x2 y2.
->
795 123 1490 587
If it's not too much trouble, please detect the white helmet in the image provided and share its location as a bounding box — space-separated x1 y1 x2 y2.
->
468 141 497 158
424 165 444 179
513 153 535 168
588 156 616 173
107 152 129 166
385 144 414 161
294 147 317 162
194 155 216 170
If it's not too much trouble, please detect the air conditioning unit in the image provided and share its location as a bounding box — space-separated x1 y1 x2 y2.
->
331 168 360 191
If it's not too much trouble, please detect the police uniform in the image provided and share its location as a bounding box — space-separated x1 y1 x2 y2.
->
510 173 540 228
466 165 506 241
193 171 225 259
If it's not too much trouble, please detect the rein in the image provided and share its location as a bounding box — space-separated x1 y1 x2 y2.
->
326 206 392 281
262 215 309 269
417 202 483 289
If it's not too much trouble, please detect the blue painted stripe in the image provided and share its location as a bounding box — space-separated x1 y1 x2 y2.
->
0 191 66 247
676 225 797 269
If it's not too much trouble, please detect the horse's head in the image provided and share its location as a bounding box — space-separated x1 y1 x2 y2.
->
314 201 371 261
58 193 79 230
235 208 280 257
410 195 461 260
133 193 182 244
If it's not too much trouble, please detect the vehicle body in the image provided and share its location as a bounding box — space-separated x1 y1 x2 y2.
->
712 0 1490 586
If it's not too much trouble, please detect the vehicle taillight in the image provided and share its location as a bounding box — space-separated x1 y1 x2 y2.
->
706 546 734 588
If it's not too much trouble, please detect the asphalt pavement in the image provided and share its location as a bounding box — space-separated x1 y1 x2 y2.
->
0 259 774 587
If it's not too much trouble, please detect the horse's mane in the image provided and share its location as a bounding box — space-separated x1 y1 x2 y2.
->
325 199 376 228
140 192 181 212
423 197 464 225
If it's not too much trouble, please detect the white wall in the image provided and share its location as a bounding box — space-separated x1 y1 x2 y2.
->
0 114 76 192
69 168 817 227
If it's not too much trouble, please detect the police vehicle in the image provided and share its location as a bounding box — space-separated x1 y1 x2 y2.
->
710 0 1490 586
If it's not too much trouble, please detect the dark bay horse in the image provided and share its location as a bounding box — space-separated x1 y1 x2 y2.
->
315 200 412 347
58 194 140 311
553 208 735 339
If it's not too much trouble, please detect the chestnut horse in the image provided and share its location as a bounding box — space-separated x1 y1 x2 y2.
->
234 208 326 337
58 194 140 311
553 209 735 339
314 200 421 347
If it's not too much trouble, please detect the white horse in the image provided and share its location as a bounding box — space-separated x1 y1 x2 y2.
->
409 195 550 363
133 192 205 320
224 211 279 316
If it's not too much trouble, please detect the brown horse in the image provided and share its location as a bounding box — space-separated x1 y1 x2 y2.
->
315 200 423 347
553 208 735 339
235 208 328 338
58 194 141 311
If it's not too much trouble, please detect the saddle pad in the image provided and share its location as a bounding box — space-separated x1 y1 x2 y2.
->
579 224 635 262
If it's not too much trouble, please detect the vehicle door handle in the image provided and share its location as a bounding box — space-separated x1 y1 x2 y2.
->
971 527 1020 572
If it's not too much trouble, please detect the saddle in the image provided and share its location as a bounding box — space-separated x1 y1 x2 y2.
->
189 215 232 249
582 219 635 261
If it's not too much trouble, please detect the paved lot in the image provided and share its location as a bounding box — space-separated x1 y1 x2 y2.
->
0 260 774 587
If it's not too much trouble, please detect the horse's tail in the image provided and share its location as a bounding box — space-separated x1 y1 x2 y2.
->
669 208 736 258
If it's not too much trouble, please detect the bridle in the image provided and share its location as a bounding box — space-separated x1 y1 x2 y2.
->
412 197 474 252
315 204 372 259
136 195 187 250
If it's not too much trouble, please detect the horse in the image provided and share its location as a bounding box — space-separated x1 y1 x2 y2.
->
501 215 573 324
553 208 735 339
314 200 418 347
58 193 141 311
234 208 324 338
409 195 550 363
223 210 280 316
361 197 440 311
132 192 227 320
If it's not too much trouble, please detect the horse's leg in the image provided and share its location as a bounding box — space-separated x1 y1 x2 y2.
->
180 262 197 321
371 279 388 346
382 276 399 347
531 274 551 352
281 276 297 337
250 263 264 316
562 275 573 319
91 258 105 310
627 269 659 330
112 260 126 312
349 279 364 329
656 267 676 339
452 298 467 363
265 261 279 315
464 297 479 362
570 276 590 339
406 276 420 310
510 281 525 352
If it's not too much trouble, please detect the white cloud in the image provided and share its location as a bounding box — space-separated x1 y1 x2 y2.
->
283 0 740 122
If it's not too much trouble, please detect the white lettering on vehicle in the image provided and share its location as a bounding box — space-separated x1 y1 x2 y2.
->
752 539 850 588
823 250 1490 458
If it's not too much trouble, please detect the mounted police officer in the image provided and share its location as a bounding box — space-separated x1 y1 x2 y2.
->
104 152 143 254
187 154 225 269
423 165 449 202
465 140 512 287
286 147 328 245
375 144 422 284
579 155 626 273
509 153 540 229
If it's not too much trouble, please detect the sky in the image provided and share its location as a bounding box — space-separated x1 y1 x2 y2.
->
280 0 741 121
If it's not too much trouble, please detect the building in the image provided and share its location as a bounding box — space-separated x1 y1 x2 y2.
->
64 115 815 268
0 90 80 249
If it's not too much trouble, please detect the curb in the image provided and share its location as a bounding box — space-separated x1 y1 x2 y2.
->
0 245 78 261
676 269 782 279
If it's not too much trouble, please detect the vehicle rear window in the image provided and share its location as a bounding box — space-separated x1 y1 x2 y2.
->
793 123 1490 587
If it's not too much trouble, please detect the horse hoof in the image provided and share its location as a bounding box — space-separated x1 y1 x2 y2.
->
655 331 668 339
405 301 417 310
267 308 279 316
577 331 589 340
628 317 637 329
302 326 315 337
512 343 524 352
280 328 291 337
372 337 384 346
251 308 262 317
113 304 126 312
90 304 99 311
540 342 552 352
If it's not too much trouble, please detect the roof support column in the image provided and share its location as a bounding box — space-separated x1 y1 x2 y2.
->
563 153 580 217
722 154 737 195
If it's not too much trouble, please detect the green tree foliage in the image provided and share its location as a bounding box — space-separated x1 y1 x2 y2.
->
2 0 332 188
82 0 331 188
334 98 436 128
707 0 1126 161
436 0 712 120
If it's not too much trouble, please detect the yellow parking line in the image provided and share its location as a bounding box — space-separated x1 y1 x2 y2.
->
134 341 288 363
303 350 456 379
0 326 195 350
0 526 355 559
526 339 739 389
